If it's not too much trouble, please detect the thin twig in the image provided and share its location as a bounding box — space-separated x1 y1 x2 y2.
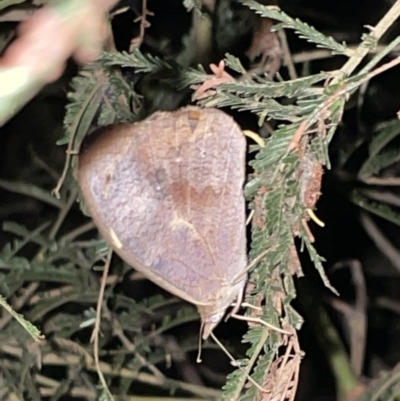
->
103 305 166 381
29 146 60 182
49 188 78 241
277 338 295 401
130 0 153 50
360 189 400 208
376 297 400 314
278 29 297 80
289 44 400 65
333 0 400 83
360 213 400 273
289 335 302 401
1 290 31 330
301 55 400 141
91 248 114 399
360 176 400 186
329 260 367 377
151 334 204 386
59 221 96 242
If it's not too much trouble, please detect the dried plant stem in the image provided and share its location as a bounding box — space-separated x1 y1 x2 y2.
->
278 29 297 80
91 248 114 399
130 0 153 50
49 188 78 240
370 369 400 401
59 221 96 242
289 43 400 65
329 261 367 377
302 54 400 137
360 213 400 273
0 179 64 208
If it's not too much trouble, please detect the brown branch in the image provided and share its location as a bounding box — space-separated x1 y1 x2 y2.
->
91 248 113 396
130 0 154 50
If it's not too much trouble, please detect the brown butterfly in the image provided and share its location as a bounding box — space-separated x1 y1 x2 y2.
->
78 106 247 339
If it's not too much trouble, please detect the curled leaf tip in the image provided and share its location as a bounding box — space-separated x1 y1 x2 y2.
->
306 208 325 227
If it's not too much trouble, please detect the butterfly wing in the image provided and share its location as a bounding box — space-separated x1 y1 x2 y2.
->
78 107 247 307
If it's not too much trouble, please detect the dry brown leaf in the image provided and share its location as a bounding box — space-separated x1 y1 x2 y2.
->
247 17 283 76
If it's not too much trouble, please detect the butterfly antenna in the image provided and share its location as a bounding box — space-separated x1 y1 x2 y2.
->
197 323 204 363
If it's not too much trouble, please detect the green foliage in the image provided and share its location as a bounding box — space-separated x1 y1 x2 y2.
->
2 0 400 400
0 295 42 341
170 2 400 398
240 0 349 55
101 49 178 73
351 189 400 227
0 179 64 208
356 363 400 401
341 118 400 226
64 62 137 136
0 217 217 400
359 120 400 178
